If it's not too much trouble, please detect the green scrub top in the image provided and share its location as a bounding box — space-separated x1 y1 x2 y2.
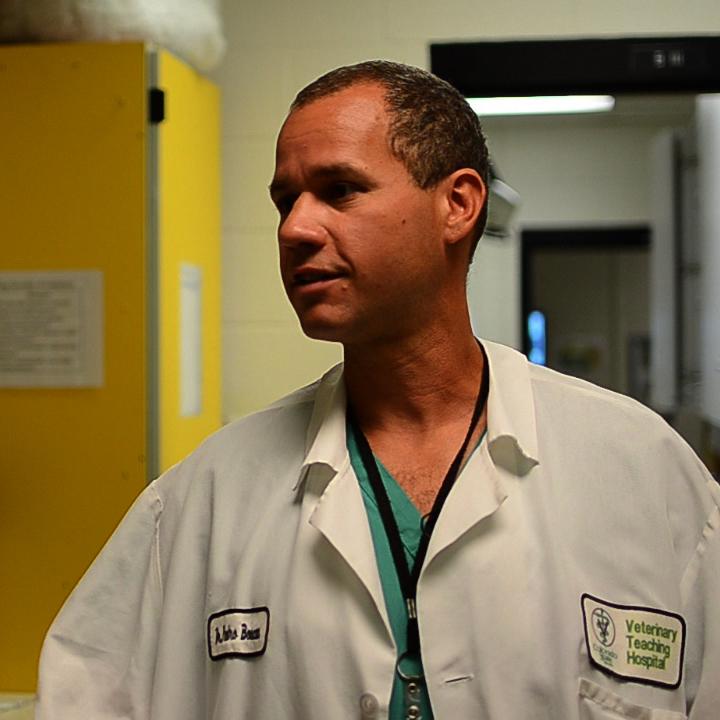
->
347 422 434 720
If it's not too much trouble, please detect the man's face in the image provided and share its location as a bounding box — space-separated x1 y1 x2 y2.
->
270 83 448 346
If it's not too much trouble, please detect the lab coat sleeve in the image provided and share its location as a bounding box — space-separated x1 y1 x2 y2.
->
681 472 720 719
36 484 165 720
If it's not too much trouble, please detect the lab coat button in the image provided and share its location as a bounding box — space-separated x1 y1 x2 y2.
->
359 692 379 717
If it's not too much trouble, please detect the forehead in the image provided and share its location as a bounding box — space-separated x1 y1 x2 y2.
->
274 84 395 176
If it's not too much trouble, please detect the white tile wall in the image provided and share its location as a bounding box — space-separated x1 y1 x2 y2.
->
214 0 720 420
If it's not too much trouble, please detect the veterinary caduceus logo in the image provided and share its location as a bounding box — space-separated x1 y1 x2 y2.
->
591 607 615 647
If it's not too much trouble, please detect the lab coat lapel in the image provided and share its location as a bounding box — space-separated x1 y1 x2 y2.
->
308 460 391 635
425 341 538 566
299 368 391 635
421 341 539 569
422 443 509 570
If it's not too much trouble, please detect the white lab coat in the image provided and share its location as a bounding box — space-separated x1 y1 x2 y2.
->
36 341 720 719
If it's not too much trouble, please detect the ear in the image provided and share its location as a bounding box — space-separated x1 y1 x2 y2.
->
441 169 487 248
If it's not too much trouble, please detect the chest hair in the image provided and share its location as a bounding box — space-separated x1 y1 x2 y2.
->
371 419 487 517
391 466 445 517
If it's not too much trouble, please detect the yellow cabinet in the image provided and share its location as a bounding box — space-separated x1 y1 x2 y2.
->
0 42 221 691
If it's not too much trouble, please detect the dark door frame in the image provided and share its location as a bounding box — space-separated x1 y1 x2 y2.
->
520 226 651 357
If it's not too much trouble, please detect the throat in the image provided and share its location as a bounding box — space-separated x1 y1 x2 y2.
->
369 418 487 516
392 468 443 517
347 338 489 518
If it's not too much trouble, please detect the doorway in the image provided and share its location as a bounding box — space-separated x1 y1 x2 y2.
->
521 227 650 399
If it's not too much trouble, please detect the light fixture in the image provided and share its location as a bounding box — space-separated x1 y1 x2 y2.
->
468 95 616 117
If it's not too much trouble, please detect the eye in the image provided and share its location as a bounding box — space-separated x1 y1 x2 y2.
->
325 182 360 203
273 193 298 216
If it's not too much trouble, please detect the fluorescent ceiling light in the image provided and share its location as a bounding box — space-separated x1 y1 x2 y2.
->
468 95 616 116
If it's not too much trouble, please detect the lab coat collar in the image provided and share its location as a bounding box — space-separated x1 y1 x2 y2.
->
483 340 540 474
294 340 540 491
293 364 347 490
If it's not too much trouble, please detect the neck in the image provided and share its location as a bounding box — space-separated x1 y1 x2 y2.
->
343 318 484 435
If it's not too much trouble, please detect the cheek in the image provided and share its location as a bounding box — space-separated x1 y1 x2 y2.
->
278 250 293 286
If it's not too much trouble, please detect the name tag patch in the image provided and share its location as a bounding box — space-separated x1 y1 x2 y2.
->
582 594 685 688
208 607 269 660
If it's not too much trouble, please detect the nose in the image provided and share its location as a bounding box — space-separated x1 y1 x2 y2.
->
278 193 327 249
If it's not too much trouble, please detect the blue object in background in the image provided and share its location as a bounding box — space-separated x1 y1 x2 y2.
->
528 310 547 366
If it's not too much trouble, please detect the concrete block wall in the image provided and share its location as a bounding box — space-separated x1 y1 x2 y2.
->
212 0 720 421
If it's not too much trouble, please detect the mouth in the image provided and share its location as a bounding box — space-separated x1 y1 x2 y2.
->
292 268 347 287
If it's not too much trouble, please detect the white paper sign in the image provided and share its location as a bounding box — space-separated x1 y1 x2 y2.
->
0 270 104 387
180 264 203 416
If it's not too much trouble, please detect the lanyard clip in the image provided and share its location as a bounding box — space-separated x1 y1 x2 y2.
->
406 598 418 619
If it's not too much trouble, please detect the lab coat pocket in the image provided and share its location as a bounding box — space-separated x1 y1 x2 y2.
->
579 678 687 720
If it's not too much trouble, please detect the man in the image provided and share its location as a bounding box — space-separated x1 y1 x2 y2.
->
37 61 719 719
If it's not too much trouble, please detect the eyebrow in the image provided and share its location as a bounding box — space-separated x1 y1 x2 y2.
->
269 162 372 198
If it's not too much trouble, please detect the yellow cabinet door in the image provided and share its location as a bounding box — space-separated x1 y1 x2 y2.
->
0 42 220 691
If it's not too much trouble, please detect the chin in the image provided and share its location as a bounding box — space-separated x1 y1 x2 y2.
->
294 304 381 346
297 310 370 345
299 322 348 344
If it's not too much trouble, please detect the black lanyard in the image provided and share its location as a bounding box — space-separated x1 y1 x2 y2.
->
347 343 490 665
